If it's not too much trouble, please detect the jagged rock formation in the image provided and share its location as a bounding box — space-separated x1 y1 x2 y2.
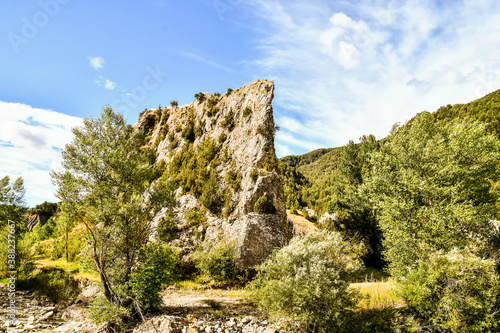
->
136 79 293 270
26 214 50 231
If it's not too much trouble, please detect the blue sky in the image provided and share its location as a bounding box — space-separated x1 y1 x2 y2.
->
1 0 500 206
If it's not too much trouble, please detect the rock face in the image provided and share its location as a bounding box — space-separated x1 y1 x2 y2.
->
136 79 293 270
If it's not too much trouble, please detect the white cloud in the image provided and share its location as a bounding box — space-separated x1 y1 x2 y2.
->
247 0 500 155
88 56 105 70
0 101 81 206
95 76 117 90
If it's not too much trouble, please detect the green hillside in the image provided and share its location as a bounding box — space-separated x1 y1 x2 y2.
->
280 89 500 215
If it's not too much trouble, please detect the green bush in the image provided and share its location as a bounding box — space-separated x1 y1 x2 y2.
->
157 210 178 242
253 195 276 214
194 92 205 102
195 241 237 282
170 100 178 107
218 132 227 144
225 168 242 192
248 231 363 332
398 249 500 333
21 268 80 303
221 110 234 130
87 295 130 329
226 88 233 96
129 243 177 312
249 168 259 182
243 106 252 117
185 209 206 227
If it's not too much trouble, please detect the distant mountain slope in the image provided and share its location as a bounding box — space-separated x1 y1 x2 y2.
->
280 88 500 215
429 89 500 138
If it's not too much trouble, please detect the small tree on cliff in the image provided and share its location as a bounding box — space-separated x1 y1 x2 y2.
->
51 106 176 310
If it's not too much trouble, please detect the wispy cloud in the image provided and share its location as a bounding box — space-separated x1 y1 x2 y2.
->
95 75 117 90
246 0 500 156
0 102 81 206
88 56 105 70
181 52 234 73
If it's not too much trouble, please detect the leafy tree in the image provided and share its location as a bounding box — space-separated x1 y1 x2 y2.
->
328 135 383 268
0 176 28 278
364 113 500 277
0 176 27 226
399 249 500 332
51 106 176 311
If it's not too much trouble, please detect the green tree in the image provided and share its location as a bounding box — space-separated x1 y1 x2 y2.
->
51 106 176 311
364 113 500 277
328 135 383 268
0 176 29 278
0 176 27 226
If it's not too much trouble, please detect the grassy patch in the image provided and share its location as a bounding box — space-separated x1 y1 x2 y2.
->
351 280 403 309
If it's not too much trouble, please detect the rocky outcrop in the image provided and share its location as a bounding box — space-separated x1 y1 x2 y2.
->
136 80 293 270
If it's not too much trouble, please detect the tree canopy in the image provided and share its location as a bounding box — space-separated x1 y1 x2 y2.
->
51 106 175 310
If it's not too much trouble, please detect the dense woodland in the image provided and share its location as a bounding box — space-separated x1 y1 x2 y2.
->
1 89 500 332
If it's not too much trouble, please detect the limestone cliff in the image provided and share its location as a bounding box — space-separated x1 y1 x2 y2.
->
136 79 293 270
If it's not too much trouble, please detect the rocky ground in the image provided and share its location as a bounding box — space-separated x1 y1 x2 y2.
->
1 284 295 333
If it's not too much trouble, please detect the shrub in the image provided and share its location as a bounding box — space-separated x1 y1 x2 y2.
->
181 110 196 143
129 243 177 313
253 196 276 214
218 132 227 144
170 100 178 107
185 209 206 227
87 295 130 329
22 268 81 303
243 106 252 117
398 249 500 333
221 110 234 130
225 168 242 192
195 241 237 282
249 168 259 182
226 88 233 96
195 92 205 102
157 210 178 242
248 231 363 332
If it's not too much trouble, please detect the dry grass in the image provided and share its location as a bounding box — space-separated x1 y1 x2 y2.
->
351 280 404 309
35 258 100 282
286 210 317 235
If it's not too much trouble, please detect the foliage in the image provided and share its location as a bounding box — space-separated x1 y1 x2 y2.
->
21 267 80 303
51 106 176 312
327 135 384 268
181 109 196 142
261 146 280 173
157 210 178 242
225 168 242 192
194 92 205 102
253 195 276 214
185 209 206 227
128 243 177 313
218 132 227 144
0 176 27 227
221 109 235 130
225 88 233 96
195 240 237 282
398 249 500 333
248 231 363 332
243 105 252 117
87 295 130 329
249 168 259 183
206 96 219 117
364 114 500 277
170 100 178 107
429 89 500 139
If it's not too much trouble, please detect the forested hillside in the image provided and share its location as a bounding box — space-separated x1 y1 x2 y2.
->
280 89 500 216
